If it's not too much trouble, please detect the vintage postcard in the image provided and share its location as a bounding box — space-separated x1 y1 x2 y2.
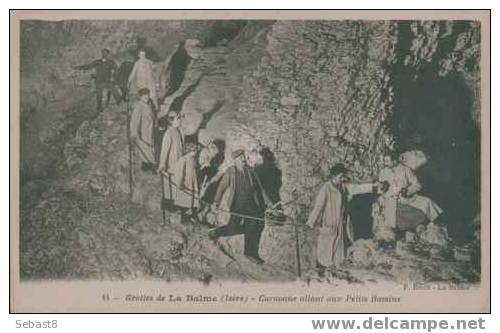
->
10 10 490 313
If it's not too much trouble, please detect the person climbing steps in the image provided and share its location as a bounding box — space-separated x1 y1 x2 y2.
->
208 149 274 265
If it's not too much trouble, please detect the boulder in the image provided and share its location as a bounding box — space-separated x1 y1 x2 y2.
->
420 222 449 247
347 239 377 268
141 228 187 262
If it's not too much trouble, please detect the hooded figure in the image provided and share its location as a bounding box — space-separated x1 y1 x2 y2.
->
128 50 158 109
306 163 379 275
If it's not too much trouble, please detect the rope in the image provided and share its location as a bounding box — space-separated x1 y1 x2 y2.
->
129 88 305 277
158 170 309 229
127 92 307 229
126 96 133 201
158 160 306 279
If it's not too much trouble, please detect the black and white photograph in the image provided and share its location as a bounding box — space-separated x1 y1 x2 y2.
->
9 10 490 313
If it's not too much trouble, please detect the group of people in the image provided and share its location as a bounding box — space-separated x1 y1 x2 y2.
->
306 154 443 277
74 47 444 272
75 47 274 265
131 86 274 264
73 48 157 113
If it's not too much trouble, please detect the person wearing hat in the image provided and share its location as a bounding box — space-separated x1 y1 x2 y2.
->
306 163 384 277
208 148 274 265
157 111 184 211
73 48 122 112
130 88 156 172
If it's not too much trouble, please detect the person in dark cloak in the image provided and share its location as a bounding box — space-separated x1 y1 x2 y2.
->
208 149 273 265
115 59 134 102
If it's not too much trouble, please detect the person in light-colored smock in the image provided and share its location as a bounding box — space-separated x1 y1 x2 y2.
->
306 163 381 276
173 143 200 211
157 112 184 210
128 50 158 109
129 88 156 171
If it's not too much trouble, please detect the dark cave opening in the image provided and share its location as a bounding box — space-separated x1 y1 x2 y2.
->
349 22 481 243
350 69 481 243
386 23 481 243
203 20 248 47
349 193 379 240
160 40 191 103
255 148 283 204
391 71 480 242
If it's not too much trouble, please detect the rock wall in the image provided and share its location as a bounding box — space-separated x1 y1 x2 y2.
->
396 20 481 124
19 20 247 206
19 19 482 281
235 21 397 221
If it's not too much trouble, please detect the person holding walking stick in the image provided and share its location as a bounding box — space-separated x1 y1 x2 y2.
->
208 149 274 265
157 111 184 212
129 88 156 173
306 163 384 277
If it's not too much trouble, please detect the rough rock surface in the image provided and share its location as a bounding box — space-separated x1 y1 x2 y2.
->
235 21 397 218
20 20 481 283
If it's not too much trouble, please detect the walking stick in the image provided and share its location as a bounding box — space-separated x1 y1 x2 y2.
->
294 222 302 278
126 98 133 201
160 173 167 225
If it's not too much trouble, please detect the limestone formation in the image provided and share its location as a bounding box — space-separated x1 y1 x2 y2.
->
19 20 481 283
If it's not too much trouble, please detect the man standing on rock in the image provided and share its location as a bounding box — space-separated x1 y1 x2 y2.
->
130 88 156 172
306 163 382 277
73 48 122 112
157 111 184 211
208 149 273 265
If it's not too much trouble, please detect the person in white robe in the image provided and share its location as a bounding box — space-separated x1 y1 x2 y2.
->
128 50 158 109
374 152 443 241
306 163 381 276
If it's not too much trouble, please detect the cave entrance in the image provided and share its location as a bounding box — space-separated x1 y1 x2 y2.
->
203 20 248 47
389 63 481 243
349 21 481 243
255 148 282 204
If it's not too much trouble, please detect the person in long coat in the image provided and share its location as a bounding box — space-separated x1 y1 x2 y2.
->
173 143 200 211
157 112 184 210
128 50 158 109
115 59 134 102
129 88 156 171
306 163 380 276
208 149 273 264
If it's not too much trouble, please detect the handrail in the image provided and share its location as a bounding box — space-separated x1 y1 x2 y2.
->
125 86 304 276
158 170 304 276
157 169 307 228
